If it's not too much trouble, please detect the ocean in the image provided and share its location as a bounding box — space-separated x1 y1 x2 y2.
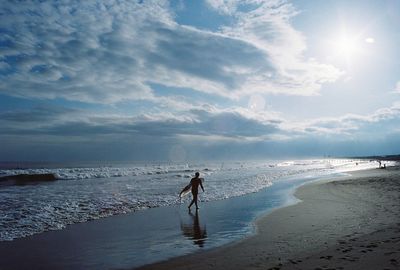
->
0 158 388 243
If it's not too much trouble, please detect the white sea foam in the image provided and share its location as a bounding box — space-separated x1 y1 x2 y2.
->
0 159 393 241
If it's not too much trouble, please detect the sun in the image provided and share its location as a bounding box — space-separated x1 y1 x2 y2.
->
334 34 358 56
328 29 362 63
324 27 368 67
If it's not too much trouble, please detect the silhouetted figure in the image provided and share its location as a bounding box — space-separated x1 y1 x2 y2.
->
188 172 204 210
181 210 207 247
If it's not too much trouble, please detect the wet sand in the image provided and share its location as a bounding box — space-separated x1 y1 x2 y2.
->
1 167 399 270
138 166 400 270
0 170 316 270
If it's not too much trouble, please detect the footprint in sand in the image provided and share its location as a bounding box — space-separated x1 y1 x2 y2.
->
319 255 333 260
390 258 398 266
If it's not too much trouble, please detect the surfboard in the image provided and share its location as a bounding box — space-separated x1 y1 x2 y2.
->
179 183 192 198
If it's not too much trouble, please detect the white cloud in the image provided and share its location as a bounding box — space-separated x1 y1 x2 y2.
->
215 0 343 96
3 100 399 146
0 1 170 103
205 0 239 15
1 101 400 160
394 81 400 93
0 103 283 141
0 61 11 71
0 0 342 104
297 103 400 138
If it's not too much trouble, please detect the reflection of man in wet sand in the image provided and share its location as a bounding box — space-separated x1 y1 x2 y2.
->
181 210 207 247
188 172 204 210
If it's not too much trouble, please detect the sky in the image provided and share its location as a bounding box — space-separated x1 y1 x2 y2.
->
1 0 400 162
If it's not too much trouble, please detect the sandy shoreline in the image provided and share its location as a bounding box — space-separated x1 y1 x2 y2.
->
0 168 321 270
0 166 399 270
138 167 400 270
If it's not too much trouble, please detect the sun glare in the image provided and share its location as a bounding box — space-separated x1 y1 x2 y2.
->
365 37 375 43
324 26 372 67
335 35 358 56
325 23 376 68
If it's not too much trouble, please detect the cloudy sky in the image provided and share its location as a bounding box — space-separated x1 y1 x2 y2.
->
1 0 400 162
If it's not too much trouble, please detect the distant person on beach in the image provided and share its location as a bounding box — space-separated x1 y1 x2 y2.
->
188 172 204 210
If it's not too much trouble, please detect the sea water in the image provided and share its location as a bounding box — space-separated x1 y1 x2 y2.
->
0 158 390 242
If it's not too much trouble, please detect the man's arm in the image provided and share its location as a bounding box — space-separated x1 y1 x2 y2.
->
200 179 204 192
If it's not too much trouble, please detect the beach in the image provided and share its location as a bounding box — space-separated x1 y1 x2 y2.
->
0 165 399 270
138 166 400 270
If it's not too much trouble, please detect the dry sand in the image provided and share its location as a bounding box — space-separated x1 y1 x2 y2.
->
138 167 400 270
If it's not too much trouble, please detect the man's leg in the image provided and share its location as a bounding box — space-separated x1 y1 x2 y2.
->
194 193 199 209
188 198 195 209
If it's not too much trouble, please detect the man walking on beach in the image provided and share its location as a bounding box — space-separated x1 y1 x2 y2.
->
188 172 204 210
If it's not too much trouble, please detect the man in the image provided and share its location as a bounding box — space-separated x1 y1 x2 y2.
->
188 172 204 210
